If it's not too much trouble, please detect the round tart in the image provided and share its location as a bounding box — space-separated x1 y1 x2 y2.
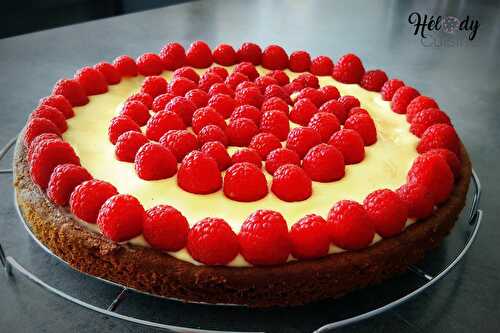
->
14 41 471 307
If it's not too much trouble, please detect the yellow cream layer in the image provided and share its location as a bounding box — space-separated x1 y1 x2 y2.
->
63 65 419 267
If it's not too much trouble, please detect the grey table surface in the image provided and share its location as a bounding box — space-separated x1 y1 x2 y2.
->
1 0 499 332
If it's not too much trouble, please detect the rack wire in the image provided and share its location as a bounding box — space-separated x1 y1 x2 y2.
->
0 136 482 332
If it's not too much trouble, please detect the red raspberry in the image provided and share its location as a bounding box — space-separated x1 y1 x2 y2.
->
186 40 213 68
238 210 291 265
255 75 279 93
236 42 262 65
332 53 365 84
159 129 199 162
112 55 138 77
267 70 290 86
230 105 262 125
328 129 365 164
145 110 185 141
310 55 334 76
70 179 118 223
120 100 150 126
396 182 435 219
425 148 461 179
303 143 345 182
260 110 290 141
327 200 375 250
94 62 121 85
410 108 451 137
208 83 234 98
344 113 377 146
286 127 322 158
74 66 108 95
348 107 369 118
206 66 229 80
197 125 229 146
27 133 61 163
234 62 260 81
126 92 153 109
271 164 312 201
192 106 227 134
52 78 89 106
185 88 209 108
224 162 268 202
261 97 289 115
308 112 340 142
207 94 236 119
380 78 405 101
164 96 197 126
417 124 459 155
115 131 149 162
406 96 439 122
198 72 224 92
173 66 200 83
201 141 231 171
135 142 177 180
249 132 282 159
187 218 239 265
360 69 388 92
391 86 420 114
159 42 186 70
363 189 408 237
264 84 291 104
265 148 300 175
289 50 311 72
168 77 196 97
319 85 340 102
143 205 189 251
225 71 249 90
178 150 222 194
108 115 141 144
235 86 264 108
136 53 163 76
284 80 305 95
141 75 167 98
231 148 262 168
295 73 320 89
226 118 259 146
97 194 144 242
24 118 60 146
318 99 348 124
338 95 360 113
39 95 74 119
262 45 289 70
31 105 67 132
235 81 259 92
296 87 323 107
47 164 92 206
152 93 175 112
290 98 318 126
290 214 330 259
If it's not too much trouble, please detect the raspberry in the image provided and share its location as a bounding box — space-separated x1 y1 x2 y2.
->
327 200 375 250
152 93 175 112
115 131 149 162
236 42 262 65
39 95 74 119
271 164 312 201
265 148 301 175
126 92 153 109
206 66 229 80
145 110 185 141
108 115 141 144
235 86 264 108
141 75 167 98
290 98 318 126
120 100 150 126
310 55 334 76
136 53 163 76
262 45 289 70
284 80 305 95
391 86 420 114
31 105 67 132
338 95 361 113
186 40 213 68
255 76 279 93
318 99 348 124
236 81 259 92
363 189 408 237
208 83 234 98
143 205 189 251
207 94 236 119
97 194 144 242
135 142 177 180
159 42 186 70
296 87 323 107
239 210 291 265
164 96 197 126
410 108 451 137
70 179 118 223
360 69 388 92
417 124 459 155
24 118 60 146
74 66 108 95
226 118 259 146
348 107 369 118
332 53 365 84
319 85 340 102
185 88 209 108
396 182 435 219
260 110 290 141
261 97 289 115
113 55 138 77
264 84 291 104
52 78 88 106
200 141 231 171
328 129 365 164
286 127 322 158
231 148 262 168
303 143 345 182
289 50 311 72
168 77 196 97
308 112 340 142
267 70 290 86
191 106 227 134
249 132 282 159
177 150 222 194
406 96 439 122
224 72 248 91
198 72 224 92
234 62 260 81
197 125 229 146
344 113 377 146
187 218 239 265
173 66 200 83
425 148 461 179
27 133 61 163
223 162 268 202
295 73 320 89
230 105 262 125
94 62 121 85
380 78 405 101
159 129 199 162
47 164 92 206
290 214 330 259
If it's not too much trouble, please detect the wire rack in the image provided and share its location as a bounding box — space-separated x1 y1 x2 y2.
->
0 136 482 333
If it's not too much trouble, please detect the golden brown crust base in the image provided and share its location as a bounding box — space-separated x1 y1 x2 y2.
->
13 137 471 307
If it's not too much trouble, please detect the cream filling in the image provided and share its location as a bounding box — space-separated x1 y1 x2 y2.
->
63 65 419 267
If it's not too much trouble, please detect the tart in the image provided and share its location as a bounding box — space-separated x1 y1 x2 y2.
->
14 41 471 307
